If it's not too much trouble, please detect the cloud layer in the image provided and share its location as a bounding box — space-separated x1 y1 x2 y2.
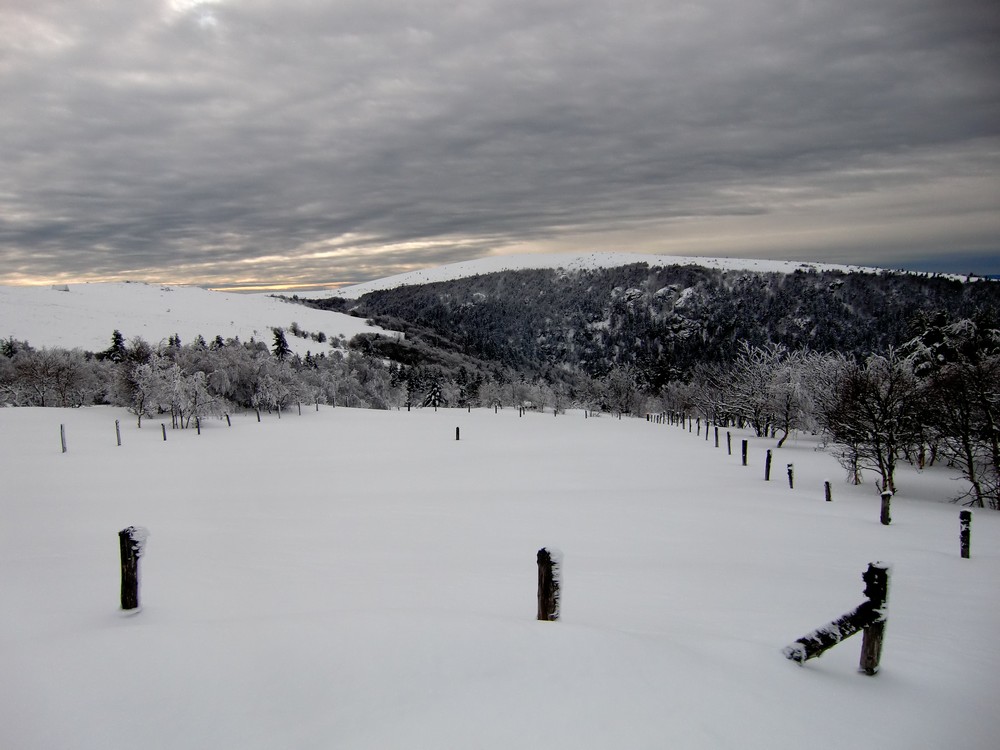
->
2 0 998 287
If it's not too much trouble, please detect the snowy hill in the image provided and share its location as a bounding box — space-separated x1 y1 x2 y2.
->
0 282 389 355
324 252 881 299
1 405 997 749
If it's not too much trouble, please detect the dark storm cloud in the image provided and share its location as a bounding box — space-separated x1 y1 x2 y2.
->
1 0 997 286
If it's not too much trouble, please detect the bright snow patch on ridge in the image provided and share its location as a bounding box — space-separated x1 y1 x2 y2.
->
0 282 390 355
320 252 884 299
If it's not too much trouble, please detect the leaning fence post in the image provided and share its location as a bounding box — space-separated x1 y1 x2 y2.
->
118 526 150 612
765 449 772 481
537 547 562 621
824 480 832 502
880 491 892 526
960 510 972 558
161 423 167 441
783 561 891 676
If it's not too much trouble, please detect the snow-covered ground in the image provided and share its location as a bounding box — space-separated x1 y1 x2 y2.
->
319 251 885 299
2 405 997 749
0 282 388 356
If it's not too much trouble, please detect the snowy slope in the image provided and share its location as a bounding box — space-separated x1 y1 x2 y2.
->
0 282 389 355
0 405 997 749
321 251 882 299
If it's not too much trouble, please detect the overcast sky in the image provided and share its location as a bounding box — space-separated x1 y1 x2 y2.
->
2 0 997 290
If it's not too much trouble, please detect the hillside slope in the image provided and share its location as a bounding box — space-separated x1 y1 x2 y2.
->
0 282 388 356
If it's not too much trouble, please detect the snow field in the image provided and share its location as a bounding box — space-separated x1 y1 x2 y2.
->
1 405 998 749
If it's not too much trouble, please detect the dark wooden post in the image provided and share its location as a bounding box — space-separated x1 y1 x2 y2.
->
765 449 772 481
537 547 561 621
727 431 732 455
60 424 67 453
741 439 748 466
783 562 890 676
880 491 892 526
714 426 719 448
118 526 149 612
824 481 832 502
225 413 231 427
787 464 794 489
859 563 891 675
456 427 460 441
115 419 121 447
256 408 261 422
298 402 302 416
705 421 710 441
960 510 972 559
161 423 167 441
697 418 701 436
196 417 201 435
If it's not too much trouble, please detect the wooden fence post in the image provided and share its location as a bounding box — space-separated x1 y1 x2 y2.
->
60 424 67 453
783 562 891 676
727 431 732 455
960 510 972 558
196 417 201 435
824 480 832 502
456 427 460 441
537 547 562 621
118 526 149 612
859 563 891 675
225 413 231 427
880 491 892 525
714 426 719 448
741 439 748 466
765 449 772 481
161 423 167 441
115 419 122 446
787 464 794 489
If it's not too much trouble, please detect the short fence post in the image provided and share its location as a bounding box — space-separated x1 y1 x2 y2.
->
161 423 167 441
298 402 302 416
196 417 201 435
225 413 231 427
859 563 891 675
115 419 122 446
787 463 794 489
537 547 561 622
256 408 261 422
456 426 460 441
880 491 892 526
714 426 719 448
60 424 67 453
960 510 972 558
765 449 772 481
741 439 748 466
118 526 149 612
824 480 832 502
727 431 732 455
783 561 891 676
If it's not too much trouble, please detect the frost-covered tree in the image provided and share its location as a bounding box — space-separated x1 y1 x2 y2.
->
906 316 1000 508
815 350 920 494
